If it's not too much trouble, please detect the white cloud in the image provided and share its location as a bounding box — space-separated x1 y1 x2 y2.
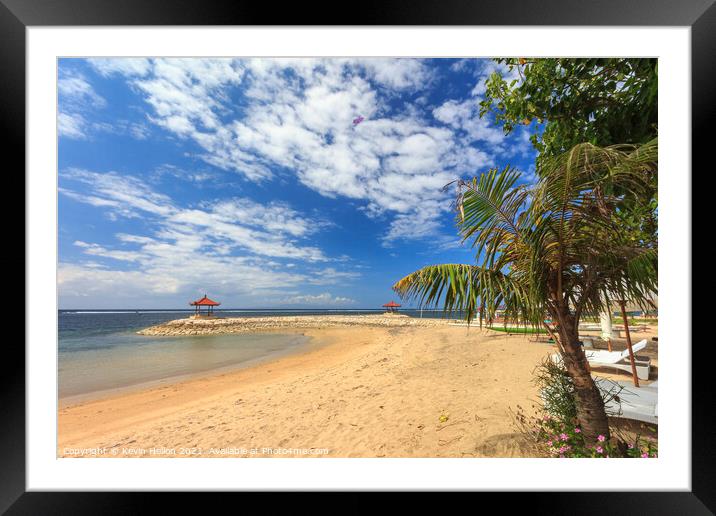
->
58 112 87 139
58 258 363 307
306 268 361 285
58 73 106 109
449 59 473 73
58 70 106 140
432 99 505 145
88 57 152 77
94 119 152 140
520 164 539 185
382 206 445 243
358 58 435 91
280 292 356 306
57 258 307 302
134 58 245 136
73 241 144 262
150 164 217 186
58 68 149 141
128 122 150 140
59 169 368 304
432 59 535 161
58 262 182 298
60 168 328 262
92 58 498 242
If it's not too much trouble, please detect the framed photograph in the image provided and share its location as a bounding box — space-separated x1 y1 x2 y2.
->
5 0 711 510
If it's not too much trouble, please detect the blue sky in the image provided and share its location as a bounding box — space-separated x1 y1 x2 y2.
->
58 58 539 309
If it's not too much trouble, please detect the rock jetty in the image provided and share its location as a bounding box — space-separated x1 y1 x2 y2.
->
137 314 454 336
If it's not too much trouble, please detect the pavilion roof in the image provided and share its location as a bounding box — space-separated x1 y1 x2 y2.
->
190 295 221 306
382 301 401 307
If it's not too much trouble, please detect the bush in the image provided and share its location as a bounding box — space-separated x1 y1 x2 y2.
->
512 356 658 458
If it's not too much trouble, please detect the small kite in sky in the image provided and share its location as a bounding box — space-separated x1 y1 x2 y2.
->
352 116 365 126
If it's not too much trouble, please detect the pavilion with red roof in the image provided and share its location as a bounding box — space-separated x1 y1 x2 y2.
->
382 300 401 313
190 294 221 317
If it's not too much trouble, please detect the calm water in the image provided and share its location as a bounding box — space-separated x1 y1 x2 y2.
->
58 309 457 400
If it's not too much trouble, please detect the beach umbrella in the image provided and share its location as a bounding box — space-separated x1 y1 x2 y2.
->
599 311 614 352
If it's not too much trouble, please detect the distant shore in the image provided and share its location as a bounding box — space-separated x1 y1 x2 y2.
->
137 313 455 336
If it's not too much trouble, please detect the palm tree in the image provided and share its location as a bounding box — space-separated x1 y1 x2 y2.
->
393 140 658 442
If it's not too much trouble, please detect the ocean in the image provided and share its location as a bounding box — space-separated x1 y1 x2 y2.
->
58 309 455 401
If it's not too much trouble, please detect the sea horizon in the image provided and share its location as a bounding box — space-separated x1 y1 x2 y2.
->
58 307 452 312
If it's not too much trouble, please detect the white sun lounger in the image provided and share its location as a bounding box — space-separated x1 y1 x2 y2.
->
550 339 650 380
595 377 658 424
584 339 650 380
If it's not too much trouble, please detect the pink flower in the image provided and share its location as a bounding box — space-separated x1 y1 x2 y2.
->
547 441 553 447
560 433 569 441
641 453 649 458
597 435 606 442
628 443 634 449
574 427 581 433
595 446 604 454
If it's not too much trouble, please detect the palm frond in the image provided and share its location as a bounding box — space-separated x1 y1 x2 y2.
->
393 139 657 331
392 263 543 326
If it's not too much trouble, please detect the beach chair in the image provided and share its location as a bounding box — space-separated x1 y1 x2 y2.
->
595 377 658 424
584 339 650 380
550 339 650 380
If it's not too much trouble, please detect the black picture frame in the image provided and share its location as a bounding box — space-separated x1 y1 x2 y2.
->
3 0 710 511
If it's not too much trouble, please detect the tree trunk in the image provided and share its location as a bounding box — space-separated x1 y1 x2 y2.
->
556 311 611 442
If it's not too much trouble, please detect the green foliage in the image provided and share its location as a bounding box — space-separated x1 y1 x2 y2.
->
479 59 659 247
533 356 623 424
393 140 659 326
513 358 658 458
534 356 579 425
479 58 658 168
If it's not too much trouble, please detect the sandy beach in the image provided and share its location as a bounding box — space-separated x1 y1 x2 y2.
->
58 316 658 458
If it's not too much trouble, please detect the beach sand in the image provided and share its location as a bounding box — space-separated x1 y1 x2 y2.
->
58 320 658 458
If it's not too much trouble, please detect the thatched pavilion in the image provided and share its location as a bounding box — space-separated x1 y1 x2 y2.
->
190 294 220 318
382 300 401 313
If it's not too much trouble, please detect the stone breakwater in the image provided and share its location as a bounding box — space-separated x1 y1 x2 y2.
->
137 314 454 336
